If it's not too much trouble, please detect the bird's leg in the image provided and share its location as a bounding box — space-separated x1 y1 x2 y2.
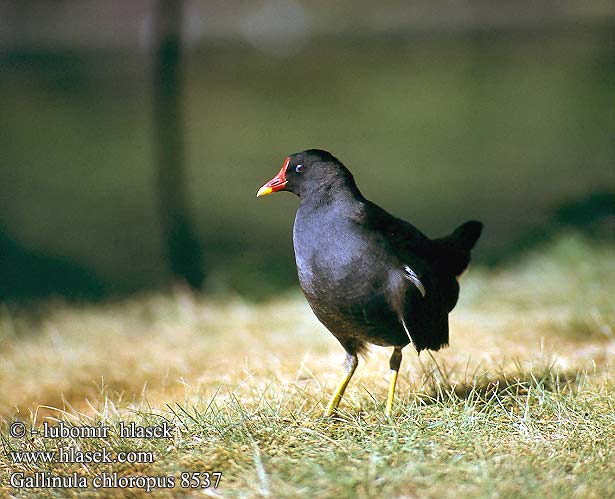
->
385 347 403 417
325 351 358 416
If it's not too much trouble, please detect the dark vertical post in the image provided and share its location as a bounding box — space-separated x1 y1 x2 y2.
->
153 0 204 290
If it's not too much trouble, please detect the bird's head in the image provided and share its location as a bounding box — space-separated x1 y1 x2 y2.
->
257 149 357 199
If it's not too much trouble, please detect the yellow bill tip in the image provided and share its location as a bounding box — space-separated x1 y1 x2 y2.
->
256 186 273 197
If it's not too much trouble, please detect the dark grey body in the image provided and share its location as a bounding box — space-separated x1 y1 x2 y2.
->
293 192 454 356
259 148 481 358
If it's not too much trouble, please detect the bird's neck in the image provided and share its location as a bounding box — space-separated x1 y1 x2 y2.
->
299 178 365 210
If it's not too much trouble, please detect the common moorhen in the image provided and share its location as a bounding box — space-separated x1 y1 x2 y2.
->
257 149 482 416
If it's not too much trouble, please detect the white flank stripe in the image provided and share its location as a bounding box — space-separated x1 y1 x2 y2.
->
403 265 426 297
401 317 414 345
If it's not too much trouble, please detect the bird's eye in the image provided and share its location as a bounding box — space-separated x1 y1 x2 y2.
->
295 164 304 173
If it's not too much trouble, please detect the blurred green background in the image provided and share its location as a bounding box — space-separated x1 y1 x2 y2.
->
1 1 614 300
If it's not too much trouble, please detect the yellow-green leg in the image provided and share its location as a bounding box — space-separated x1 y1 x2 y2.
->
385 347 403 417
325 352 358 416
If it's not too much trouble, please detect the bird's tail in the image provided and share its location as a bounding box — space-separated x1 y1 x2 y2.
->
433 220 483 277
450 221 483 253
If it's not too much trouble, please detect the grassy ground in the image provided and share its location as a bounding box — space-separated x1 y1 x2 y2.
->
0 234 614 498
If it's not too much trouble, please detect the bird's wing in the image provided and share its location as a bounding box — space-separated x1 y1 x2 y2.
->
349 200 433 256
348 200 455 350
351 200 471 309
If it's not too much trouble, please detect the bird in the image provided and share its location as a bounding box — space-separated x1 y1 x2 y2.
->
256 149 482 417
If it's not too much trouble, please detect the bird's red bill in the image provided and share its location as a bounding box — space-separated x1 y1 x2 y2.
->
257 157 290 197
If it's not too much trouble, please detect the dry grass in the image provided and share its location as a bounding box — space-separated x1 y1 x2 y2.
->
1 234 614 498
